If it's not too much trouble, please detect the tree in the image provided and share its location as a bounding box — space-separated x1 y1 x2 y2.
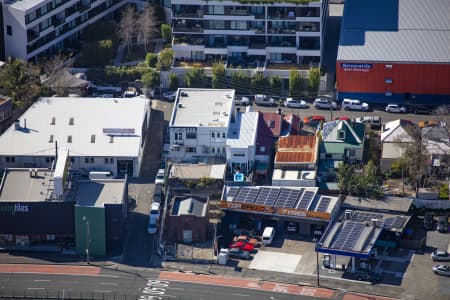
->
161 24 171 42
137 6 158 52
146 53 158 68
157 49 174 71
141 70 160 88
169 73 179 90
289 70 301 97
270 75 282 95
336 162 354 194
119 5 136 55
230 71 251 94
308 67 320 92
0 59 40 109
251 73 269 94
185 68 208 88
211 62 226 89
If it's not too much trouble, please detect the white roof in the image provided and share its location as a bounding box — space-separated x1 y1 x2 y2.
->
170 89 234 127
226 111 258 148
0 96 149 157
6 0 46 11
169 163 226 180
272 169 317 181
381 120 415 143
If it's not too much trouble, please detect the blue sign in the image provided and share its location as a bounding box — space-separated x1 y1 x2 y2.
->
234 173 244 182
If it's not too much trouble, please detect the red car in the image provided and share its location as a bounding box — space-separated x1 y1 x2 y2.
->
229 241 255 252
303 115 325 126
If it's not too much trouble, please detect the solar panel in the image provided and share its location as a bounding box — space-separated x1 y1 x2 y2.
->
351 211 383 222
255 187 280 206
297 190 315 210
316 197 331 212
383 218 395 228
275 188 303 208
227 187 240 198
235 187 259 204
393 216 405 228
333 222 365 250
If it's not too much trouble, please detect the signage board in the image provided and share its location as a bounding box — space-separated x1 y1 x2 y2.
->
234 173 244 182
102 128 135 136
341 63 372 72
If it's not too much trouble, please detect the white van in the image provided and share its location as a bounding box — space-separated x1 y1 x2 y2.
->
89 171 113 180
261 226 275 246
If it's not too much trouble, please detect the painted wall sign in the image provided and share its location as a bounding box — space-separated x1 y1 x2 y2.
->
0 204 29 216
341 63 372 72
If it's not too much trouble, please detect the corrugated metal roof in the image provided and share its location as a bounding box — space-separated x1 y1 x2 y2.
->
338 0 450 63
227 111 259 148
275 152 315 163
275 135 317 163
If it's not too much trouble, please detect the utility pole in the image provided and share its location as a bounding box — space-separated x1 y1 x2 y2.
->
83 216 90 264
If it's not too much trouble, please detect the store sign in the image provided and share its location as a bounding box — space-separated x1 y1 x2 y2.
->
221 201 274 213
341 63 372 72
0 204 30 216
277 208 307 217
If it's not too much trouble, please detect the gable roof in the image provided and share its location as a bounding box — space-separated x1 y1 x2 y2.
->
381 119 418 143
322 120 364 144
259 112 282 138
275 135 318 163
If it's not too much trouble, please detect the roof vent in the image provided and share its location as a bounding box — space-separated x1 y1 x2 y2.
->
50 117 55 125
49 134 54 143
90 134 95 143
67 135 72 143
109 136 114 143
69 117 74 125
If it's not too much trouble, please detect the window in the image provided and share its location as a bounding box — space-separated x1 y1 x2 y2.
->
269 120 275 128
230 20 247 30
85 157 89 164
109 158 114 164
212 147 215 153
67 135 72 143
70 157 75 163
40 18 51 31
211 132 215 138
233 153 245 157
186 132 196 139
91 135 95 143
385 64 393 69
186 147 196 153
222 132 226 138
69 117 74 125
338 130 345 140
325 153 332 159
6 26 12 36
174 132 182 140
385 78 392 84
90 157 94 164
105 158 109 164
348 149 356 157
385 91 392 96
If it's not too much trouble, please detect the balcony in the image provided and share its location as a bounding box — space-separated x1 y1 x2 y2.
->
27 30 39 42
51 16 64 27
173 36 205 46
78 2 91 13
173 25 203 33
173 10 203 18
268 28 297 35
228 8 249 16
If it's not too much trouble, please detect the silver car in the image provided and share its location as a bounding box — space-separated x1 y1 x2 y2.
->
432 265 450 276
431 250 450 262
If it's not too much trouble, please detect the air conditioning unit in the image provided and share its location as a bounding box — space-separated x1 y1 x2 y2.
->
344 210 353 220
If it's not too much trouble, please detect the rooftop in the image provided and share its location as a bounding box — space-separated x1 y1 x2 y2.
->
275 135 318 163
338 0 450 63
342 195 413 213
381 119 418 142
0 169 54 202
169 163 226 180
258 112 282 138
0 96 149 157
170 89 235 128
172 196 207 217
227 111 259 148
5 0 45 11
72 179 126 207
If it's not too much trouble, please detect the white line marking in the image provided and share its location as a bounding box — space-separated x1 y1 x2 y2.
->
232 293 250 297
100 282 118 286
94 290 112 293
27 287 45 290
34 279 51 282
167 287 184 290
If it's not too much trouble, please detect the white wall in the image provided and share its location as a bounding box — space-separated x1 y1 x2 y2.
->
3 6 27 60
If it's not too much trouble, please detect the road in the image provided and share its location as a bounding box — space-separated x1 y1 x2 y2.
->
0 266 395 300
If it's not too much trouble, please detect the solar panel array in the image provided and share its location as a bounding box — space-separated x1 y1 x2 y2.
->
383 216 406 229
321 120 337 139
333 221 365 250
227 187 240 198
351 211 383 222
235 187 259 203
316 197 331 212
297 190 314 210
255 187 280 206
275 188 304 208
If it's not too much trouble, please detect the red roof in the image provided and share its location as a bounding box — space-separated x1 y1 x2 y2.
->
260 112 282 137
275 135 317 163
283 113 301 135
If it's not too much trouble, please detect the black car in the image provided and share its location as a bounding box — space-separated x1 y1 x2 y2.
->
343 270 381 283
409 105 433 114
437 215 448 233
424 212 434 230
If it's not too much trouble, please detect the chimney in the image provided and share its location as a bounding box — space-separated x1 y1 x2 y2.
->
24 118 27 129
14 120 20 130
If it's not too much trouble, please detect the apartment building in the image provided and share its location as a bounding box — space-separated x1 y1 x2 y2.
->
2 0 127 61
168 88 235 163
171 0 328 67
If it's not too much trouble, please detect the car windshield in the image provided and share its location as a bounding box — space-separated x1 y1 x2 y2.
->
156 174 164 179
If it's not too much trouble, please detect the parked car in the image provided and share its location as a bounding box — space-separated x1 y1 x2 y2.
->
233 235 259 245
437 215 448 233
432 265 450 277
229 248 250 260
314 98 338 110
341 99 369 111
284 98 308 108
303 115 326 127
343 270 381 283
385 104 407 113
431 250 450 262
229 241 255 252
424 212 434 230
150 202 160 220
410 104 432 114
235 96 250 106
254 94 276 106
355 116 381 130
154 169 165 185
147 216 158 234
163 91 177 101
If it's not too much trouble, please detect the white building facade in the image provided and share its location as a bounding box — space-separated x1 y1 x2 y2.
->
169 89 235 162
2 0 127 61
171 0 328 65
0 96 151 177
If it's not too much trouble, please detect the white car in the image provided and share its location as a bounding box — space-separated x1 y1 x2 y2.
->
150 202 160 220
341 99 369 111
254 94 275 106
235 96 250 106
432 265 450 276
385 104 407 113
163 91 177 101
314 98 337 110
154 169 165 185
284 98 308 108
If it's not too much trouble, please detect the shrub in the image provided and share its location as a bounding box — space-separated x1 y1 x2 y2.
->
141 70 160 88
169 73 179 90
157 49 174 71
161 24 171 42
87 66 151 85
81 21 118 47
185 68 208 88
146 53 158 68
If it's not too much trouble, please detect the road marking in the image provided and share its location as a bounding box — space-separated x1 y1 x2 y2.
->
94 290 112 293
232 293 250 297
27 287 45 290
167 287 184 290
100 282 118 286
34 279 51 282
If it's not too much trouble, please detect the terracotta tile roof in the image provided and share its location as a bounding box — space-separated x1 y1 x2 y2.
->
275 135 317 163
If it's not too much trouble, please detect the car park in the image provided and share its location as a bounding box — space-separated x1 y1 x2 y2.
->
163 91 177 101
154 169 165 185
432 265 450 277
254 94 276 106
341 99 369 111
385 104 407 113
229 248 250 260
314 98 338 110
437 215 448 233
431 250 450 261
235 96 250 106
284 98 308 108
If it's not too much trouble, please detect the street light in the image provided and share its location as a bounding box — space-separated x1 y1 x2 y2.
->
82 216 90 264
315 241 320 287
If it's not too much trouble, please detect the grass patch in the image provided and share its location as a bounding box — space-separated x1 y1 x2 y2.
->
439 184 449 200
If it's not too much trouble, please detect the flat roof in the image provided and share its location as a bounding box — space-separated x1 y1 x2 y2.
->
169 163 226 180
338 0 450 63
275 135 317 163
0 96 149 157
0 169 54 202
72 179 126 207
170 89 234 127
342 196 413 213
5 0 48 11
172 196 207 217
227 111 259 148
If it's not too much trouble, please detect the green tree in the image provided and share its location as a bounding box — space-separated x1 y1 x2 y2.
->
169 73 179 90
308 67 320 92
157 49 174 71
145 53 158 68
0 59 40 109
161 24 171 42
336 162 354 194
211 62 226 89
230 71 251 94
289 70 301 97
185 68 208 88
270 75 282 95
141 70 160 88
251 73 269 94
78 39 113 67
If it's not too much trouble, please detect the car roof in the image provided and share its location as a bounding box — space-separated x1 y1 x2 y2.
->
151 202 160 210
